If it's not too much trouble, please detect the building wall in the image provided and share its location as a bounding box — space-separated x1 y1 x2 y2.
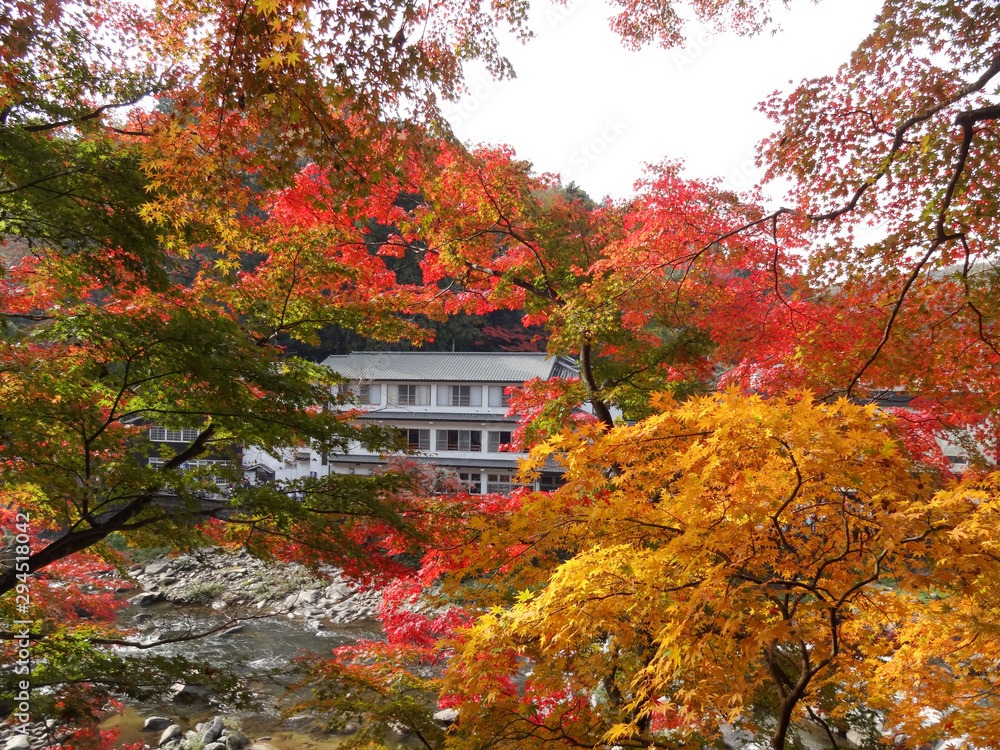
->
243 353 575 492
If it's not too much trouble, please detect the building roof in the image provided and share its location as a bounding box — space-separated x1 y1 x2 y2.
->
321 352 577 383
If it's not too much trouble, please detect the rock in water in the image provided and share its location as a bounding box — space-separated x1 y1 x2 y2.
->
142 717 173 732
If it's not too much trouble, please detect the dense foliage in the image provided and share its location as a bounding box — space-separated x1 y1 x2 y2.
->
3 0 1000 747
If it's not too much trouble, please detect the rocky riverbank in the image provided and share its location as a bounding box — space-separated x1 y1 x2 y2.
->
126 549 384 628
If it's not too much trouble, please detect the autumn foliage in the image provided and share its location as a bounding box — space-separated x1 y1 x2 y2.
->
5 0 1000 746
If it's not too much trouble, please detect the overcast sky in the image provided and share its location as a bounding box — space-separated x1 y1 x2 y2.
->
443 0 882 202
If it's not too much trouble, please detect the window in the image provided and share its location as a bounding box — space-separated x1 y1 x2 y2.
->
147 458 231 485
399 428 431 451
390 383 431 406
458 472 482 494
487 473 523 494
339 383 380 405
489 386 512 407
149 426 200 442
436 429 482 452
539 474 564 492
487 431 513 452
437 385 482 407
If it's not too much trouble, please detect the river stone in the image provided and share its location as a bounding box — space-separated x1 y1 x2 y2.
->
142 717 173 732
225 732 250 750
130 592 162 607
283 715 311 730
434 708 459 725
144 561 172 576
170 682 209 703
298 589 321 605
326 582 352 598
159 726 184 746
219 624 245 637
202 717 225 744
160 576 178 586
4 735 30 750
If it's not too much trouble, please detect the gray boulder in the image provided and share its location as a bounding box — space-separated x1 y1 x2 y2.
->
225 732 250 750
326 582 353 598
159 725 184 746
170 682 209 703
433 708 459 725
4 735 30 750
144 561 173 576
130 592 162 607
201 717 225 744
142 717 173 732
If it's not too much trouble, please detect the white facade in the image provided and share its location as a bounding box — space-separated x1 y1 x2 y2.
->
243 352 577 492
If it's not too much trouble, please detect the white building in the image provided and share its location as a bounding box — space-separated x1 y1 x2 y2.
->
244 351 578 493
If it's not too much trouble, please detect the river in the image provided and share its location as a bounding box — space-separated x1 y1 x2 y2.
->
105 600 422 749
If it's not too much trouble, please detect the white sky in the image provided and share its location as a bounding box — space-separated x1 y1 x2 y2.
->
442 0 882 202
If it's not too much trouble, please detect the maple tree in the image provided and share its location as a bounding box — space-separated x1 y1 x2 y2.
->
5 0 1000 746
0 0 517 729
280 2 1000 749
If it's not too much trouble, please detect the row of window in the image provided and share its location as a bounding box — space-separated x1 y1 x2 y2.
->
147 458 233 484
455 471 563 495
149 426 202 442
399 428 513 453
344 383 512 408
454 472 521 494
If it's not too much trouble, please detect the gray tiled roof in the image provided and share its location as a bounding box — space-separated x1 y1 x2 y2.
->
321 352 577 383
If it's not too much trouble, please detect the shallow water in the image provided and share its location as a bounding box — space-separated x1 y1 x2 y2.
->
106 600 398 747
